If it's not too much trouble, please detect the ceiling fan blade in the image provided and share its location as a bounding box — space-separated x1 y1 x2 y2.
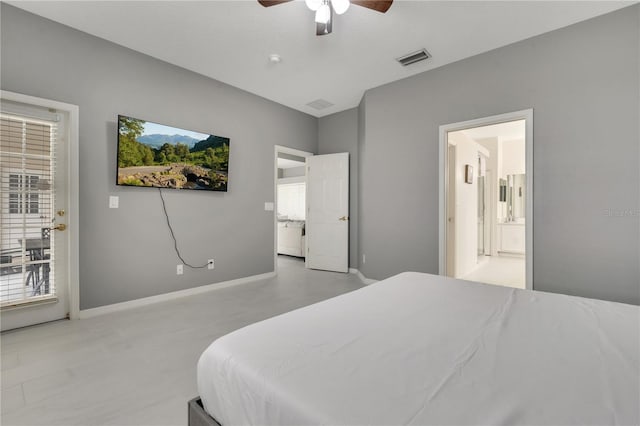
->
258 0 294 7
316 7 333 36
351 0 393 13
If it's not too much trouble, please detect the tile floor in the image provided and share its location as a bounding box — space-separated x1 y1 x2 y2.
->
461 255 526 289
1 256 364 426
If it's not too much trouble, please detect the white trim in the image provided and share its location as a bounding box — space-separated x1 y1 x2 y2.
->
273 145 313 273
78 271 276 319
0 90 80 320
349 268 378 285
438 109 534 290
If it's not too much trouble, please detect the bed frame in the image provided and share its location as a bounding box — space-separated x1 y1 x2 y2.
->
188 397 222 426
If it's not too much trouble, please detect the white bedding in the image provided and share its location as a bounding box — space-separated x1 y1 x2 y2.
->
197 272 640 425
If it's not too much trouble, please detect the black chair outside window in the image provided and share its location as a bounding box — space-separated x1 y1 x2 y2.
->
26 228 51 296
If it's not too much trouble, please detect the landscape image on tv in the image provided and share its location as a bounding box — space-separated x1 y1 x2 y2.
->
117 115 229 191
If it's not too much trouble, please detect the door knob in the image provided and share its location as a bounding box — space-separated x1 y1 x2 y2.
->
338 216 349 221
51 224 67 231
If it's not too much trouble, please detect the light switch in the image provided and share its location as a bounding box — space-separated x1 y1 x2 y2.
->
264 202 274 211
109 196 119 209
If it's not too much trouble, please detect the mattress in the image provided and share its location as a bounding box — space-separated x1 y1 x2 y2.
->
197 272 640 425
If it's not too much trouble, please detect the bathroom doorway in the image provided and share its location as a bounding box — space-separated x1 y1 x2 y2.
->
439 110 533 289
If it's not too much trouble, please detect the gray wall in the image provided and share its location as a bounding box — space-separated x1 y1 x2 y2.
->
358 5 640 304
357 97 367 271
1 5 317 309
2 4 638 308
318 108 359 268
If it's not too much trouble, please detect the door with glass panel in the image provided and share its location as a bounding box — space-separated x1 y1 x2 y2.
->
1 97 69 330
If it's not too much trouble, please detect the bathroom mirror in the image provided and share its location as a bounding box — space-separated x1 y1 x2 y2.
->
505 174 526 221
499 179 507 202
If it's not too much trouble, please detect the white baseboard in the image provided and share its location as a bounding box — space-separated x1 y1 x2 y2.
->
349 268 378 285
78 271 276 319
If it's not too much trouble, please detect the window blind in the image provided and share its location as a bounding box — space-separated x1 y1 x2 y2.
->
0 112 57 307
277 182 306 220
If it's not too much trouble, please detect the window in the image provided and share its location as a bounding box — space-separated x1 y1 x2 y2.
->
8 174 40 214
277 182 306 220
1 112 56 306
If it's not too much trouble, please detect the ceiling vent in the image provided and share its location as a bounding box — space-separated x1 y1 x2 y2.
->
306 99 334 110
396 49 431 67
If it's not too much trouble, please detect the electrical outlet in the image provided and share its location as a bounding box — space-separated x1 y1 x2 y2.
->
362 254 366 264
176 264 183 275
207 259 215 270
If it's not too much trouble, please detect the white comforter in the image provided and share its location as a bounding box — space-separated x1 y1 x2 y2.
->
198 272 640 425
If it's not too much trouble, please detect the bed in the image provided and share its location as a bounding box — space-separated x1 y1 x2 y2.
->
193 272 640 425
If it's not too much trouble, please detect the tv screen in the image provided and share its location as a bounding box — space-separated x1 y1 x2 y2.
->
116 115 229 191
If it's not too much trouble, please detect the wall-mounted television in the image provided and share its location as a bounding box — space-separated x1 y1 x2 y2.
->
116 115 229 191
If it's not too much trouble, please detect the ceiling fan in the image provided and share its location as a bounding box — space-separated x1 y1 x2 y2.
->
258 0 393 36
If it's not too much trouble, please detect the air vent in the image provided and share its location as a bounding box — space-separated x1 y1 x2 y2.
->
396 49 431 67
306 99 334 110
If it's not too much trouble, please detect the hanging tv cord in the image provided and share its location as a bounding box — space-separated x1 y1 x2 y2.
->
158 188 208 269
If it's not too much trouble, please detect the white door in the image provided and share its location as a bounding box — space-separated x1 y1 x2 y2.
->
305 153 349 273
1 93 74 331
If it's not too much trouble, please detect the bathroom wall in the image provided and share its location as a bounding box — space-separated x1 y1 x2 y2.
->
448 131 486 278
501 139 526 176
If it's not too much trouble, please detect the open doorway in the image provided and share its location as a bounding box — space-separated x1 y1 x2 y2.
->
273 146 313 272
439 110 533 289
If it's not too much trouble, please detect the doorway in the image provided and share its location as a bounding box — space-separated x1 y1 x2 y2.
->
274 146 313 273
0 91 79 331
439 110 533 289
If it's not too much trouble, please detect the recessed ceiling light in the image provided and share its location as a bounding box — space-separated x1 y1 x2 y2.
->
269 54 282 64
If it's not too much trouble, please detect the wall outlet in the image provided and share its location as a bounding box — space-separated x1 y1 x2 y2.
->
176 264 183 275
207 259 215 270
362 254 366 264
109 195 119 209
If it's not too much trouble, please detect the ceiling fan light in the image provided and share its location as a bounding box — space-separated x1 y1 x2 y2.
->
315 3 331 24
331 0 350 15
305 0 322 11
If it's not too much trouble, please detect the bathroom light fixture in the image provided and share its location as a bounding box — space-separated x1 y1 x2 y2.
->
268 53 282 64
